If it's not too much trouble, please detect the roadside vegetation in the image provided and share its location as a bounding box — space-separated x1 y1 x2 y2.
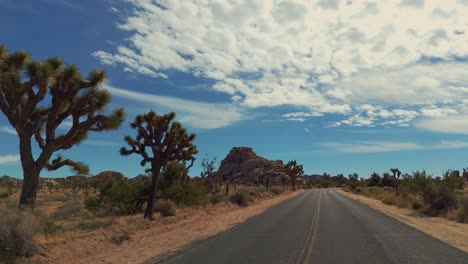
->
342 169 468 224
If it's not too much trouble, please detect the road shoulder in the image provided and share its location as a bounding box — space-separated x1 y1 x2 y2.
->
335 189 468 253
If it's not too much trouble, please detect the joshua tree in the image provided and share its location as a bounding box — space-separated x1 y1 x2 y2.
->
286 160 304 190
390 168 402 194
120 111 197 219
0 46 125 208
200 153 216 179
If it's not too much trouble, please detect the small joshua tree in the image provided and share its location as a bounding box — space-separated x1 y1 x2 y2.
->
286 160 304 190
0 45 125 208
120 111 198 219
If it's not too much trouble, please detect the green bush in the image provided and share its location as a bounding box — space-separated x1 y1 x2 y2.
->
230 190 250 207
159 200 177 217
167 181 208 206
270 186 283 195
85 178 144 215
0 210 40 262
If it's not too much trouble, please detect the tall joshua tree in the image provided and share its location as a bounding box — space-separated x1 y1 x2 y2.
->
0 46 125 208
286 160 304 190
120 111 198 219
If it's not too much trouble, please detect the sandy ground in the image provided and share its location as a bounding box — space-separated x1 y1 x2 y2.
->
33 190 303 264
336 189 468 253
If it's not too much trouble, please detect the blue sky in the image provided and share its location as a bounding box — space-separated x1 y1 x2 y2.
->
1 0 468 178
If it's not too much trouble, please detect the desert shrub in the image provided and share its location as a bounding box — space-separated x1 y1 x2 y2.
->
454 197 468 223
153 199 166 212
381 194 394 205
210 193 228 204
167 181 208 206
159 200 177 217
73 217 114 231
52 199 84 220
354 187 362 194
411 200 423 210
85 179 143 215
230 190 250 207
270 186 283 195
0 189 14 199
0 210 40 262
110 230 132 245
422 186 457 216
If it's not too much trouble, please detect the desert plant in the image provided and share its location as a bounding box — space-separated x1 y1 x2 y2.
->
120 111 198 219
85 178 145 215
0 210 40 261
286 160 304 190
110 230 132 245
454 197 468 223
0 45 125 208
159 200 177 217
167 181 208 206
270 186 283 195
230 190 250 207
52 199 84 220
210 193 228 204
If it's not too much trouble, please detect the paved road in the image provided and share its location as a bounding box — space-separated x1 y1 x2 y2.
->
153 189 468 264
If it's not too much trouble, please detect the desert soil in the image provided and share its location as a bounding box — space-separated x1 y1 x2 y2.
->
33 190 303 264
336 189 468 253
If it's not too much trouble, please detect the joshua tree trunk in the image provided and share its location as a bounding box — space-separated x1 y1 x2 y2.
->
18 136 41 208
144 165 162 219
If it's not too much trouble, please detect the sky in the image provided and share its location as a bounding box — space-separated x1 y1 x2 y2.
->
1 0 468 178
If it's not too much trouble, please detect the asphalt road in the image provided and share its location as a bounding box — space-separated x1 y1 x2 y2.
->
153 189 468 264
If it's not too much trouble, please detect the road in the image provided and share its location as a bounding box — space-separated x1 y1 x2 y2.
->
153 189 468 264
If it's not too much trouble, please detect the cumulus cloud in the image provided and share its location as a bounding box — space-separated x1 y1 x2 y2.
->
95 0 468 128
105 85 244 129
323 140 468 153
0 154 20 164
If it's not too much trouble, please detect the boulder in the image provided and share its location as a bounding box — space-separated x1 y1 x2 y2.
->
215 147 287 184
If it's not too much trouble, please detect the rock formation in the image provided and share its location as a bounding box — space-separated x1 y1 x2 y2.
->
215 147 288 184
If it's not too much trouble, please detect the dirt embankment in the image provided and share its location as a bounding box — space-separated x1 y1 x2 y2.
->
336 189 468 253
34 190 303 264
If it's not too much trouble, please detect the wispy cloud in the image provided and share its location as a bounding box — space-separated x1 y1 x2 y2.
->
0 154 20 164
322 140 468 153
0 126 16 135
105 85 245 129
415 115 468 135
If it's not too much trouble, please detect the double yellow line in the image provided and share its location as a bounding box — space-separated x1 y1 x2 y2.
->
296 190 322 264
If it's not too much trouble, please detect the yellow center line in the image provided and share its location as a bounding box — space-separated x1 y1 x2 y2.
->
296 190 322 264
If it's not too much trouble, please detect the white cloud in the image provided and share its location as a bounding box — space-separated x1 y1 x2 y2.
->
0 154 20 164
415 115 468 134
105 85 244 129
323 140 468 153
0 126 16 135
96 0 468 129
